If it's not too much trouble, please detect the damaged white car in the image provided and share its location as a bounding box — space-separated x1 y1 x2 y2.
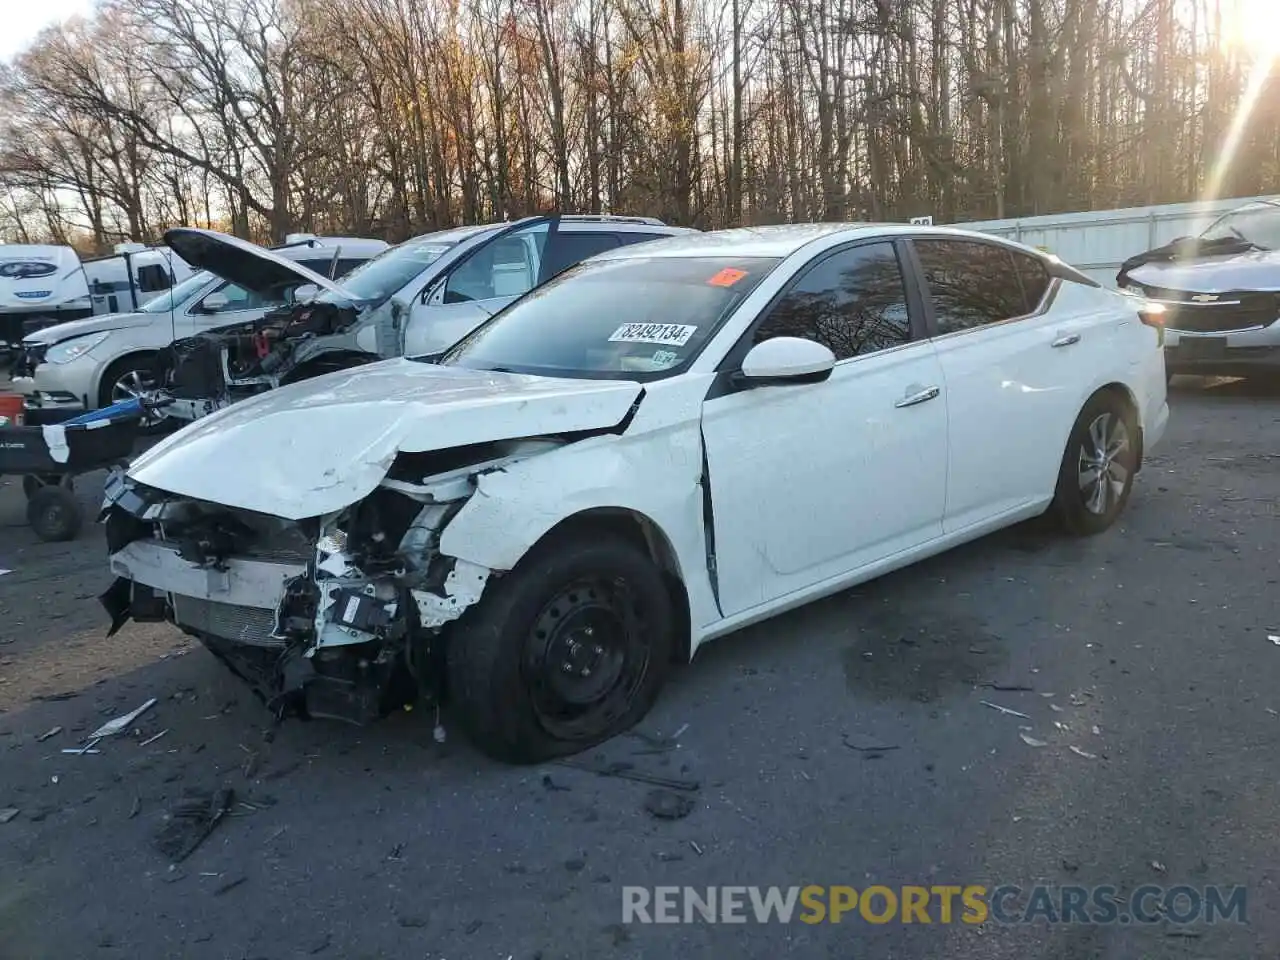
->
100 224 1169 763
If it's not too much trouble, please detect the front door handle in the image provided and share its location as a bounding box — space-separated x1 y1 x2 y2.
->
895 385 940 408
1051 333 1081 348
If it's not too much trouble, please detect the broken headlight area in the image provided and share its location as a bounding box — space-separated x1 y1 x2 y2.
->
99 440 559 725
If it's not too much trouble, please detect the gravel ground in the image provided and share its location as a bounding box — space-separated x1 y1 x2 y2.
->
1 376 1278 960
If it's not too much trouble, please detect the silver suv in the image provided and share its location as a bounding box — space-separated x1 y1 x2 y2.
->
158 215 697 421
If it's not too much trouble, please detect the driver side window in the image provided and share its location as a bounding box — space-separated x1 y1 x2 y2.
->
443 223 549 304
196 281 286 314
752 242 912 361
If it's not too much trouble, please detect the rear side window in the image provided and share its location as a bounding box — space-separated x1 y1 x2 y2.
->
914 239 1026 334
1013 253 1051 313
542 232 623 278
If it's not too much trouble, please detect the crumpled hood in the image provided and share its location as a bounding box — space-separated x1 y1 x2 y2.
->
127 359 643 519
1127 248 1280 294
23 311 153 345
163 228 356 299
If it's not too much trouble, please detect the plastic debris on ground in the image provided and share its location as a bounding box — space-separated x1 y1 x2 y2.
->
1068 745 1099 760
36 726 62 742
1019 733 1048 747
89 698 158 739
0 808 19 823
153 788 235 862
643 789 696 820
980 700 1030 719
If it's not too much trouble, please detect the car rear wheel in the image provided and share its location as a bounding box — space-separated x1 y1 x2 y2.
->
1051 391 1138 536
446 531 674 764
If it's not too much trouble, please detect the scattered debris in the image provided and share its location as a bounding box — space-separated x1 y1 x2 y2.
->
841 734 899 757
61 745 101 755
1068 746 1098 760
1019 733 1048 748
1049 703 1065 713
36 726 62 742
1269 635 1280 646
397 915 429 929
89 698 158 740
32 691 79 702
980 700 1030 719
1091 725 1102 736
1151 861 1167 873
465 920 483 935
140 729 169 747
981 682 1035 692
541 775 571 792
387 843 405 861
1268 708 1278 717
213 875 247 896
689 840 704 855
432 724 447 744
554 758 699 792
153 788 234 862
643 789 696 820
0 808 19 824
1061 859 1079 872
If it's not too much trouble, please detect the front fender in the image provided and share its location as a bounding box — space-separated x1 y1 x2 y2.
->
436 423 721 632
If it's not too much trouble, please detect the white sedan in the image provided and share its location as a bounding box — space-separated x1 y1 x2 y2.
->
100 224 1169 763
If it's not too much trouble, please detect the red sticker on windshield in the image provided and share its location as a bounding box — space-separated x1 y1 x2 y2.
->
708 267 748 287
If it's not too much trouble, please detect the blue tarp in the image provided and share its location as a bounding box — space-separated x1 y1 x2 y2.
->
63 398 144 426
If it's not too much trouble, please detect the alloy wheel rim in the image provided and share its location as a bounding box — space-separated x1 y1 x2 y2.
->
1077 412 1131 516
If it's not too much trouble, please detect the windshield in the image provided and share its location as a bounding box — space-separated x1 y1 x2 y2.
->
1199 202 1280 250
314 234 464 305
440 255 781 381
138 271 214 312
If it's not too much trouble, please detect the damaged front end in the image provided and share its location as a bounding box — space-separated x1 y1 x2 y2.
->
152 299 373 422
99 439 556 724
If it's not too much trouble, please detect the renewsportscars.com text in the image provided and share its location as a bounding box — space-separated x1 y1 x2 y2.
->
621 884 1247 925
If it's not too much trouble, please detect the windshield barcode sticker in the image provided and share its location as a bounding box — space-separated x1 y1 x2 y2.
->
608 323 698 346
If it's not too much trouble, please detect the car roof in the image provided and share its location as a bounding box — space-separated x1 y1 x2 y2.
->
274 237 390 258
589 222 1050 261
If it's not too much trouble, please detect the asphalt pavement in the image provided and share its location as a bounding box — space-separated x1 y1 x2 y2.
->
1 377 1278 960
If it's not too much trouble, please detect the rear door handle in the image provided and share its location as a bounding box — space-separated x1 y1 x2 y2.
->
895 386 940 408
1051 333 1081 348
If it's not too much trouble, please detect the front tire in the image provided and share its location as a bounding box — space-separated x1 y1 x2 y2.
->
98 355 167 433
1051 391 1138 536
446 531 674 764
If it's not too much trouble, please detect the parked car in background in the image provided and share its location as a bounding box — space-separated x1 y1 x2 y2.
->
10 235 388 424
153 215 697 421
1118 198 1280 380
1 242 198 364
101 223 1168 764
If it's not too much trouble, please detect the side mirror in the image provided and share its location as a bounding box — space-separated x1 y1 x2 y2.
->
201 292 229 313
293 283 319 303
738 337 836 385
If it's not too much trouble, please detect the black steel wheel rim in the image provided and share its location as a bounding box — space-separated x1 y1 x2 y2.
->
522 576 652 741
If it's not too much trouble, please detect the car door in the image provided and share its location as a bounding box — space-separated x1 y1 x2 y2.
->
405 220 555 357
699 239 949 618
910 238 1090 531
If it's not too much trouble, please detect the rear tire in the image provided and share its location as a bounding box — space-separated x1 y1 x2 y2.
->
1051 391 1138 536
27 485 83 541
446 531 674 764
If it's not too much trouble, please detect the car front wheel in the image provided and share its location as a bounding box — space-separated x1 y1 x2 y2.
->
1051 391 1139 536
446 530 674 764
